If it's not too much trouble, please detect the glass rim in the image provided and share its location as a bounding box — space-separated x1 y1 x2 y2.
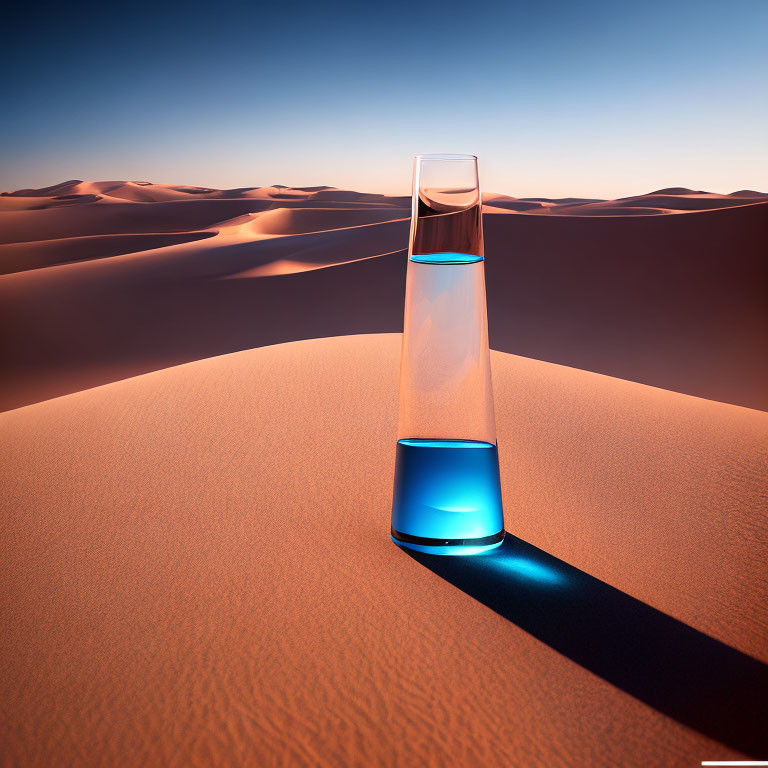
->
414 153 477 162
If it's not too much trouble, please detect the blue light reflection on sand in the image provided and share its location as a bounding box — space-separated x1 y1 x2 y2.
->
482 547 567 586
491 554 565 585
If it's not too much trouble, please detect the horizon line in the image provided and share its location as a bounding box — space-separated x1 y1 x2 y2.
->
2 178 766 201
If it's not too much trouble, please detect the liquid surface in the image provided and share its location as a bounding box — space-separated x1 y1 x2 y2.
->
409 252 484 264
391 438 504 548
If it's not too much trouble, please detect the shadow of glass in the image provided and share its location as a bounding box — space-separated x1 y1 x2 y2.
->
404 534 768 756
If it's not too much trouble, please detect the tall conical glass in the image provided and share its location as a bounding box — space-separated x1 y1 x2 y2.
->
391 155 505 555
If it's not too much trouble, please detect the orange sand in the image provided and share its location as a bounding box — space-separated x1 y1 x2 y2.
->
1 334 766 767
1 180 766 764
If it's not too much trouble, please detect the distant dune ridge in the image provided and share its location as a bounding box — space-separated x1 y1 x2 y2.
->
1 179 766 411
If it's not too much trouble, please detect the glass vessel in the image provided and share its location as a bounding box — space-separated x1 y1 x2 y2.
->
391 154 505 555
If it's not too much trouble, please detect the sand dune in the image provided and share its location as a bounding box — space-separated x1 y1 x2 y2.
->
481 203 768 411
2 175 766 765
482 194 550 212
1 334 765 766
1 181 765 412
0 232 216 275
2 180 214 204
0 198 402 244
609 192 766 211
517 193 767 216
0 183 410 244
653 187 768 198
234 206 408 236
0 218 409 410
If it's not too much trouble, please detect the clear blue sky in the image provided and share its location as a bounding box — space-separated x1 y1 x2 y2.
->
2 0 766 196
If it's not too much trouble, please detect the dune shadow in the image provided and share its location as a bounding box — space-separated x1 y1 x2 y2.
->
404 534 768 756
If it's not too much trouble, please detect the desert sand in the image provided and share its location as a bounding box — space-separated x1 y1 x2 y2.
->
0 182 766 412
1 335 767 767
1 182 767 766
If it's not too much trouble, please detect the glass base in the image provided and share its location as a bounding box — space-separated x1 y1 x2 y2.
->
391 528 505 556
390 439 505 549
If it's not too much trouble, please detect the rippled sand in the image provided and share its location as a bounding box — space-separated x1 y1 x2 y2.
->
2 334 766 766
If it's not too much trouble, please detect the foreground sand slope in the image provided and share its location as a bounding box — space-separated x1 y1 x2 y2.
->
2 334 766 767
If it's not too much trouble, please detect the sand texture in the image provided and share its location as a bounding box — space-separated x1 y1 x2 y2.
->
2 334 767 767
1 180 767 766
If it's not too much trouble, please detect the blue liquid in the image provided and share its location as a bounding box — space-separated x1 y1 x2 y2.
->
409 252 483 264
391 439 505 555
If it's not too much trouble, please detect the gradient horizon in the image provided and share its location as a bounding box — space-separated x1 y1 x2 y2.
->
2 0 767 198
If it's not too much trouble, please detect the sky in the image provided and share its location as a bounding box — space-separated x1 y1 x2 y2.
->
2 0 767 197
